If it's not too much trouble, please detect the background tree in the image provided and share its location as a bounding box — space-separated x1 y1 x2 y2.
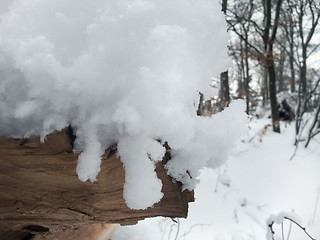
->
225 0 320 145
226 0 283 132
220 71 231 109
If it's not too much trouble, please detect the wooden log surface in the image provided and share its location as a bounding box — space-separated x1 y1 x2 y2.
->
31 223 119 240
0 222 118 240
0 129 194 235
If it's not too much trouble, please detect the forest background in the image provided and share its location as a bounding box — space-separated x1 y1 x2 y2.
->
198 0 320 148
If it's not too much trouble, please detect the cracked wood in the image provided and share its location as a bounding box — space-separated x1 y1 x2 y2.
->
0 129 194 233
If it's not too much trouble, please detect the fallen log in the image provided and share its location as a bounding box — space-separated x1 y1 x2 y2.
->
0 129 194 238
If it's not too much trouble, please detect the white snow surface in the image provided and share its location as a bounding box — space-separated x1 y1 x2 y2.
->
0 0 247 209
111 119 320 239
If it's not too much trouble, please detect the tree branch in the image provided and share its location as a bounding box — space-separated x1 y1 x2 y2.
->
284 217 316 240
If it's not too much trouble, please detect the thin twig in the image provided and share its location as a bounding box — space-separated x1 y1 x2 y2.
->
310 188 320 225
174 218 180 240
167 223 176 240
286 219 292 240
214 169 220 192
269 215 316 240
268 222 276 240
289 144 299 161
177 223 211 240
284 217 316 240
305 103 320 147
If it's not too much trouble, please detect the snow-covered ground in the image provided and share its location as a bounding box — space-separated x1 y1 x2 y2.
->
111 118 320 240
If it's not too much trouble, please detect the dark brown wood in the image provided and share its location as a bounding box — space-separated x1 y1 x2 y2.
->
0 129 194 236
31 224 118 240
0 222 34 240
0 222 118 240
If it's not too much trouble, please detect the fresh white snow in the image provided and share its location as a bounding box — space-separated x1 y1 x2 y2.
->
0 0 248 209
111 118 320 239
1 3 317 237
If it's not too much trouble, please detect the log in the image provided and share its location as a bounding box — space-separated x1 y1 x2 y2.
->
0 129 194 238
0 222 118 240
31 224 119 240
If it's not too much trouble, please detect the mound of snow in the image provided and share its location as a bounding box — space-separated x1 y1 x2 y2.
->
0 0 247 209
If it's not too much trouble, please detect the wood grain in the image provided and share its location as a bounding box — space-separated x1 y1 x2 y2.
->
31 224 118 240
0 129 194 235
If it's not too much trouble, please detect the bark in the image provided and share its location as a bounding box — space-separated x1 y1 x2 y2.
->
197 92 205 116
264 0 283 133
277 49 286 92
289 48 296 93
262 67 269 106
288 6 296 93
0 222 118 240
267 50 281 133
220 71 231 109
0 129 194 238
244 40 251 114
222 0 228 14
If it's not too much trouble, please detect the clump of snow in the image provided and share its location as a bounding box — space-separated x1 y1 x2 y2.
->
166 100 247 190
118 135 165 209
267 211 302 225
0 0 246 209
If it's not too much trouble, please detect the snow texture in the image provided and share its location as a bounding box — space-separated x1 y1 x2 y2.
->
266 211 303 240
0 0 246 209
111 119 320 239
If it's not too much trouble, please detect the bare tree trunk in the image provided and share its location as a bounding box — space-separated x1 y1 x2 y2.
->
220 70 231 109
262 67 269 106
289 52 296 93
277 49 286 92
263 0 283 133
288 8 296 93
300 51 308 96
197 92 204 116
222 0 228 14
267 50 281 132
244 41 250 114
239 39 246 99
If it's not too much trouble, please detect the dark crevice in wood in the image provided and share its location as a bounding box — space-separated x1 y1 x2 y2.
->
22 225 49 233
65 125 76 151
64 208 93 218
0 231 35 240
106 145 117 159
22 234 35 240
162 141 171 164
19 139 29 147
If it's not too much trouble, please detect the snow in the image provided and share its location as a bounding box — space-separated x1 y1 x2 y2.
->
111 119 320 239
117 135 165 209
266 211 303 240
165 100 247 191
0 1 318 235
0 0 247 209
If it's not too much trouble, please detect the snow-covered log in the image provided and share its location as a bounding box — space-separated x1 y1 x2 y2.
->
0 128 194 238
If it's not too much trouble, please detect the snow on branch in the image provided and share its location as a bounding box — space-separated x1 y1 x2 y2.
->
266 212 316 240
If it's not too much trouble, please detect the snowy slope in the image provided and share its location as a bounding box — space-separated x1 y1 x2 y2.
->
111 118 320 240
